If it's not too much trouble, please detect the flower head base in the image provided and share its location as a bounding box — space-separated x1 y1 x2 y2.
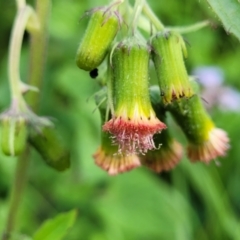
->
103 38 166 154
168 94 230 163
103 105 166 154
0 98 53 157
0 113 27 156
188 128 229 163
93 131 141 175
151 31 193 104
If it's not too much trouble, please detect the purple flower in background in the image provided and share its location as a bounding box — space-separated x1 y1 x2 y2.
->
193 66 240 112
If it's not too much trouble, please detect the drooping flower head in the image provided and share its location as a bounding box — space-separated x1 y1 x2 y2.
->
168 94 229 163
93 131 141 175
151 31 193 104
103 38 166 154
94 99 140 175
140 86 183 172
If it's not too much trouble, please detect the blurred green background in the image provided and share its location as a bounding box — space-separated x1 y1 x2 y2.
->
0 0 240 239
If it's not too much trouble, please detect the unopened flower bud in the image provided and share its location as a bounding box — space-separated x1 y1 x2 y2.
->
29 126 70 171
103 38 166 154
1 116 27 156
168 94 229 163
76 8 119 71
151 31 193 104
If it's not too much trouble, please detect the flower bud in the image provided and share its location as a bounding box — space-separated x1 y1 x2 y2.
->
1 116 27 156
29 126 70 171
151 31 193 104
76 9 119 71
168 94 229 163
103 38 166 154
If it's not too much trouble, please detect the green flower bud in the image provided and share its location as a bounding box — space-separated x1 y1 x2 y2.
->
29 126 70 171
103 38 166 154
1 116 27 156
76 9 119 71
151 31 193 104
168 95 229 163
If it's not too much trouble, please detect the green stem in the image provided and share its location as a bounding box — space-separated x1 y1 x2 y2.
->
107 63 114 115
2 0 51 239
2 150 30 240
166 20 210 34
8 5 37 106
130 0 145 35
26 0 51 110
142 1 164 31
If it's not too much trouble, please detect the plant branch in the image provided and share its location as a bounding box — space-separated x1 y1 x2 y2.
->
166 20 210 34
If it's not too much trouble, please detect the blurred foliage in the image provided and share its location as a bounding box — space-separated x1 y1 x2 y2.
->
0 0 240 239
205 0 240 41
33 209 77 240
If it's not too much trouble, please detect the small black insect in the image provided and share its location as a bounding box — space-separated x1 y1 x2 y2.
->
89 68 98 78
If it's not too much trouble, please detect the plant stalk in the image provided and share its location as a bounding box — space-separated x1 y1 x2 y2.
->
2 0 51 239
26 0 51 111
8 5 36 105
1 150 30 240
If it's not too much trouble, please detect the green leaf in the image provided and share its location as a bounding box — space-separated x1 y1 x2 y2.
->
206 0 240 40
33 209 77 240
